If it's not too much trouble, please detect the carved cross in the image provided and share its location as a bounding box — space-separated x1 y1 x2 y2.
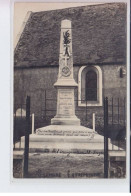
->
63 55 69 67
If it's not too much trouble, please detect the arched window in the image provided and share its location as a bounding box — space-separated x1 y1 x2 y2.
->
78 65 102 106
86 70 97 101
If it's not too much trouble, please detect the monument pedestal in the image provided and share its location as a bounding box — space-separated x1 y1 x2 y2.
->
17 132 104 153
51 80 80 126
51 117 80 125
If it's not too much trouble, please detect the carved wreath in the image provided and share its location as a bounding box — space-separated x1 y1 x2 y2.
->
63 30 71 45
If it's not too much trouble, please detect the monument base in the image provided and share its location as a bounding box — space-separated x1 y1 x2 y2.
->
15 132 124 154
17 129 105 153
36 124 92 135
51 116 80 125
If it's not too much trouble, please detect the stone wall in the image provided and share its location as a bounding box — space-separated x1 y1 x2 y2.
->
14 63 126 130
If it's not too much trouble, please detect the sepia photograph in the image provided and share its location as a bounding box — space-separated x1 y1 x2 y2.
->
13 2 127 179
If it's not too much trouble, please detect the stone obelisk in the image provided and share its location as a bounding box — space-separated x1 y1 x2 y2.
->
51 19 80 126
20 19 103 153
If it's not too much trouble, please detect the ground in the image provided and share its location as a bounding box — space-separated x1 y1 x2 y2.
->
27 153 104 178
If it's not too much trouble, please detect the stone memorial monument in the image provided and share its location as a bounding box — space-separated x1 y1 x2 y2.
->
36 19 92 134
20 19 104 152
51 19 80 126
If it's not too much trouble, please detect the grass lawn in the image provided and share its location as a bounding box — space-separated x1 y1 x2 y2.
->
28 153 104 178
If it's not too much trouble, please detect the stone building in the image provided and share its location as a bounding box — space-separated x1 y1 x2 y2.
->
14 3 127 131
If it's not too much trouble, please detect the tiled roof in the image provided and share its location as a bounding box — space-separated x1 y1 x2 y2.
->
14 3 127 67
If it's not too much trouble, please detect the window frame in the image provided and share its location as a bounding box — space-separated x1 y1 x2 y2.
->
85 70 97 101
78 65 103 107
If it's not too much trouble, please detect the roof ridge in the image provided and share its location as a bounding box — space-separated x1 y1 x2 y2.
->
32 2 123 14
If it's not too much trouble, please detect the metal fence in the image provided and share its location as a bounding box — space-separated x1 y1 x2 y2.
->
13 93 126 178
105 97 126 141
33 90 126 136
13 96 31 178
103 97 126 178
13 101 31 147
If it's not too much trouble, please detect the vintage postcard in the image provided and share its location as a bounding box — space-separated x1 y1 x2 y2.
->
13 2 127 179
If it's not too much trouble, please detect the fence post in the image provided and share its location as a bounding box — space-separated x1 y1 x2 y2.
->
124 97 125 127
32 113 34 134
118 98 120 129
112 97 113 126
93 113 95 131
104 97 108 178
13 109 16 149
45 90 46 120
24 96 30 178
86 101 87 122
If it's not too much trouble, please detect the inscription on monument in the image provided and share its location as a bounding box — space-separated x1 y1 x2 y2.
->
58 89 74 116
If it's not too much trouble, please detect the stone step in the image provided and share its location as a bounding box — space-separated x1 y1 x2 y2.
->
14 133 124 154
36 130 93 136
21 133 103 143
14 133 105 153
15 141 104 154
36 125 93 136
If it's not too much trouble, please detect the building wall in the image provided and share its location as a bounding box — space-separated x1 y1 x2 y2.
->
14 64 126 130
14 3 127 132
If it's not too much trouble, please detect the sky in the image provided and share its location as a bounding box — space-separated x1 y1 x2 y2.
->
13 2 104 47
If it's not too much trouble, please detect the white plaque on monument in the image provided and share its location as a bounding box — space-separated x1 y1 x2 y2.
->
57 89 74 116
